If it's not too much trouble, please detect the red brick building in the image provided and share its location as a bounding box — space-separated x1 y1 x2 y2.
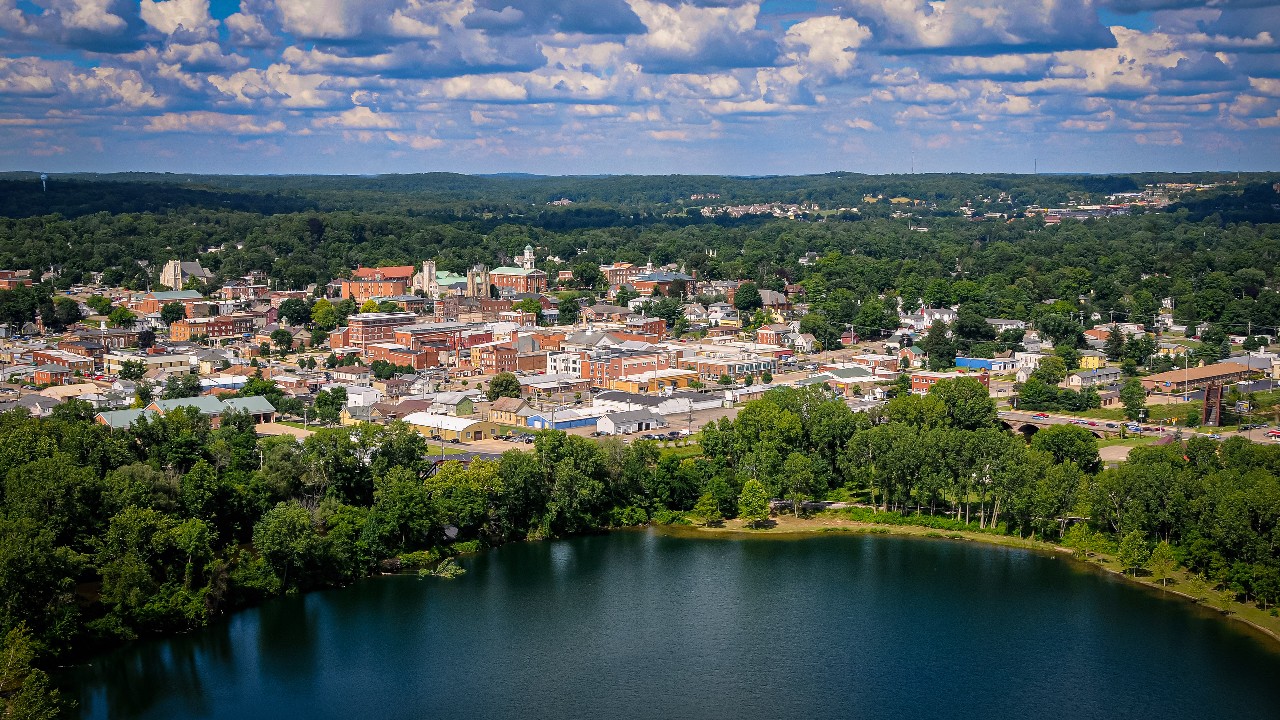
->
910 370 990 395
366 343 438 370
169 315 256 342
0 270 32 291
31 349 94 373
489 267 548 294
336 312 419 353
340 266 415 302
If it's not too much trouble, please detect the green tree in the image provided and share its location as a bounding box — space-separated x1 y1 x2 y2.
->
161 374 201 400
487 372 522 401
557 299 580 325
1118 530 1150 577
359 299 379 313
0 624 63 720
85 294 113 315
922 321 957 370
737 478 770 528
760 369 773 384
1120 379 1146 422
1054 344 1080 371
1104 325 1126 361
252 502 320 590
160 302 187 326
279 298 311 326
314 387 347 425
733 282 762 312
50 297 81 330
691 491 723 527
108 306 137 329
571 263 604 289
781 452 819 517
799 313 842 352
928 377 996 430
1030 424 1100 473
270 328 294 352
311 298 338 331
1146 540 1176 587
1031 356 1067 385
117 359 146 381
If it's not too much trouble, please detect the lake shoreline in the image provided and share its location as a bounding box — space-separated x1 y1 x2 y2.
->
656 512 1280 648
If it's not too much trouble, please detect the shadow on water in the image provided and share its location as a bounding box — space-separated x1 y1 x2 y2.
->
255 592 319 688
69 620 233 719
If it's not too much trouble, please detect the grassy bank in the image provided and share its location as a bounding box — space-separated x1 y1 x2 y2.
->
662 511 1280 646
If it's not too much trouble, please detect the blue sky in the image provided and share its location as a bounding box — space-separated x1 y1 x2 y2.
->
1 0 1278 175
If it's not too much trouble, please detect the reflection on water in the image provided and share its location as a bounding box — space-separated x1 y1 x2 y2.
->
64 531 1280 720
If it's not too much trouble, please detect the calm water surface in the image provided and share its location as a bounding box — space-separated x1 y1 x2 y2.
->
67 530 1280 720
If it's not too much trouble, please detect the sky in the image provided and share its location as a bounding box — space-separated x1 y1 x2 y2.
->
1 0 1278 176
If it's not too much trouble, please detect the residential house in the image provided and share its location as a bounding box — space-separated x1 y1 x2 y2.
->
487 396 532 426
1078 350 1107 370
1067 367 1122 389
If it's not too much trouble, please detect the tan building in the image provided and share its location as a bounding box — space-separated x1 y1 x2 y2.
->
402 413 500 443
1140 362 1252 394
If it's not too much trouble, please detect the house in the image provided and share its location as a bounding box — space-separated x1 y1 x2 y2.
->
986 319 1026 334
597 410 668 435
95 408 158 430
1078 350 1107 370
1067 367 1122 389
898 345 926 369
488 396 532 426
368 398 435 422
33 364 74 386
429 391 475 417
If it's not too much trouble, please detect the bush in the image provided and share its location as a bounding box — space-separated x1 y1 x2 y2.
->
651 508 691 525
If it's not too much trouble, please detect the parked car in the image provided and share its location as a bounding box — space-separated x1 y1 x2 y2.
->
1208 433 1222 440
1105 423 1117 429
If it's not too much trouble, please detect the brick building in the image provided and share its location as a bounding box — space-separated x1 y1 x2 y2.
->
489 267 548 295
340 266 416 302
31 349 94 373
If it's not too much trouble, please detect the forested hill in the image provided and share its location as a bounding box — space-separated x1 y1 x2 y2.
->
1 171 1275 218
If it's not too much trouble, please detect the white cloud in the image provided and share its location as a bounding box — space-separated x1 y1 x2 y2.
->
440 75 528 101
146 111 286 133
845 0 1116 54
780 15 871 80
313 106 399 129
139 0 218 39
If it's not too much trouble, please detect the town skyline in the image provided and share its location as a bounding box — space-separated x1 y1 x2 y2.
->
1 0 1278 175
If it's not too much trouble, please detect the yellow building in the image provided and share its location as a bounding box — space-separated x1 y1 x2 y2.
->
608 368 701 393
402 412 500 443
1078 350 1106 370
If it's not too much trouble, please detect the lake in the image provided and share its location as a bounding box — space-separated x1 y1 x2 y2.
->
67 530 1280 719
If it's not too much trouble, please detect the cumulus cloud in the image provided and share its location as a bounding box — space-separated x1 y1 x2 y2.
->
139 0 218 40
844 0 1117 54
626 0 779 72
146 110 286 134
313 105 398 129
780 16 872 81
465 0 646 36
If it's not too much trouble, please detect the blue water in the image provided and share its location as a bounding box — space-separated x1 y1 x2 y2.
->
67 530 1280 719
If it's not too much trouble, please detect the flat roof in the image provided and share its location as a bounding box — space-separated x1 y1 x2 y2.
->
402 413 489 431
